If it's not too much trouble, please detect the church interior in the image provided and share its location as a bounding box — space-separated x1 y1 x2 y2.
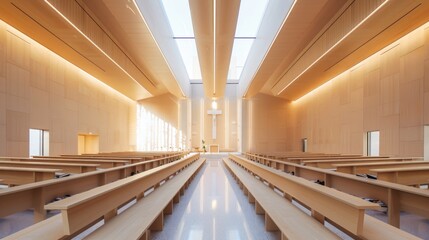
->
1 0 429 239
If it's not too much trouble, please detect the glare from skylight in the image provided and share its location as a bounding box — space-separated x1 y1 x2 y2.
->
235 0 269 37
228 39 254 80
176 39 202 80
161 0 202 80
161 0 194 37
228 0 269 80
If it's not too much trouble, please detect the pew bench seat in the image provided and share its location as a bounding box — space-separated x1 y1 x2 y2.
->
85 158 206 239
0 160 99 174
362 215 420 240
3 215 64 240
371 166 429 186
223 158 341 239
0 166 61 185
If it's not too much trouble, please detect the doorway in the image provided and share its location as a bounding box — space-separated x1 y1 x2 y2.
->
78 134 99 154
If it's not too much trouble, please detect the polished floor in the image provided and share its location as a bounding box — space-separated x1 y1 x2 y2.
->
151 153 279 240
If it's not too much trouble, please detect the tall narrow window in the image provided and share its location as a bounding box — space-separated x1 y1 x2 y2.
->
367 131 380 156
29 129 49 157
424 126 429 161
302 138 308 152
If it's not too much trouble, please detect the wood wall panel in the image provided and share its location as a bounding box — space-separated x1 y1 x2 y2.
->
290 21 429 157
243 93 291 153
0 21 134 156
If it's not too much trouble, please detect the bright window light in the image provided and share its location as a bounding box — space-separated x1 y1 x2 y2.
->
228 0 269 80
176 39 202 80
235 0 269 37
161 0 202 80
228 39 254 80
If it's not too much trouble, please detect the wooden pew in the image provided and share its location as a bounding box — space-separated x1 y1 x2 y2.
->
43 154 202 237
53 155 145 163
0 167 60 186
335 161 429 175
85 158 205 239
3 157 129 168
0 160 98 174
228 155 420 239
371 166 429 186
303 157 416 169
4 157 204 240
0 153 192 223
223 158 341 239
227 154 380 236
286 156 387 164
243 152 429 229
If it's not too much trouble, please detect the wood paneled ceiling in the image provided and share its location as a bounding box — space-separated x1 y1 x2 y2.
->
1 0 429 101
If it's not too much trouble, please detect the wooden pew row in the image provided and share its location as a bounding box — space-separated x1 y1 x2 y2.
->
0 152 192 223
289 156 390 165
0 167 60 186
275 154 365 161
35 155 144 164
228 154 380 236
45 154 201 238
243 152 429 228
0 160 98 174
0 157 129 168
4 155 204 240
85 158 205 239
57 151 187 163
223 158 341 239
372 166 429 186
304 157 419 169
335 161 429 175
228 155 420 239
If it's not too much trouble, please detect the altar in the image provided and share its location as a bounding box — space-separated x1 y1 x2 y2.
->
209 144 219 153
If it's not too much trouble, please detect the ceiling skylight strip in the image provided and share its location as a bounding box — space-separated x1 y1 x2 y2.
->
213 0 217 95
227 0 269 81
161 0 202 81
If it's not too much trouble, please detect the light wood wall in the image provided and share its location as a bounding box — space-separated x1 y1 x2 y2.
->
0 21 135 156
242 93 292 153
290 22 429 156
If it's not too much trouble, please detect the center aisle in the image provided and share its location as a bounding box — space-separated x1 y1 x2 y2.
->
152 154 279 240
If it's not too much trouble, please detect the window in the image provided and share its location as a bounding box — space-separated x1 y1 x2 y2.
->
424 126 429 160
136 105 185 151
302 138 307 152
29 129 49 157
367 131 380 156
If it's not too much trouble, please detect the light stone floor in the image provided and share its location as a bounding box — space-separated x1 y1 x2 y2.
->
1 153 428 239
151 153 279 240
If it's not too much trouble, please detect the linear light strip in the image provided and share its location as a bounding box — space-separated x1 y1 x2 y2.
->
44 0 152 96
276 0 390 96
132 0 187 98
213 0 217 96
5 20 134 103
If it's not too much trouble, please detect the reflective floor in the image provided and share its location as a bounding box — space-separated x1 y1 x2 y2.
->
151 154 279 240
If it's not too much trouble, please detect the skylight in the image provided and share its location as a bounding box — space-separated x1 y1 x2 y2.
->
228 0 269 80
161 0 202 80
